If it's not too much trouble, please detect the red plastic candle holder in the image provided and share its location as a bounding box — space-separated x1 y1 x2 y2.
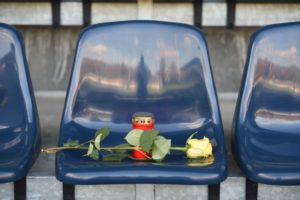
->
131 112 155 159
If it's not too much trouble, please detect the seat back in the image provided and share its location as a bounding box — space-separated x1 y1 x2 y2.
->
59 21 225 155
0 23 40 181
233 22 300 175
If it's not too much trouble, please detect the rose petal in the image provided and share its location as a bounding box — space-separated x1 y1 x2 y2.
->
186 148 203 158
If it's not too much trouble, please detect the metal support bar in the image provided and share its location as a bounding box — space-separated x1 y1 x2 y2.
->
193 0 202 28
246 178 258 200
236 0 299 2
63 183 75 200
208 184 220 200
83 0 92 27
14 176 26 200
154 0 193 2
52 0 61 28
227 0 236 29
6 0 298 2
154 0 299 2
91 0 136 2
63 184 75 200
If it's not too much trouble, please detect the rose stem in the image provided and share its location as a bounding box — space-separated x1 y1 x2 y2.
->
170 147 187 152
42 146 138 153
42 146 187 154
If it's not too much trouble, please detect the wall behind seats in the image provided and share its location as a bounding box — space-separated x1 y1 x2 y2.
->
0 1 298 93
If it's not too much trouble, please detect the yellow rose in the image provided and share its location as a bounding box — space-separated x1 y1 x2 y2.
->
186 137 212 158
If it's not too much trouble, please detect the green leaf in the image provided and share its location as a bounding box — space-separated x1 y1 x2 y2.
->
94 134 101 150
87 143 94 155
63 140 79 147
140 130 159 153
95 127 110 141
102 153 127 162
125 129 144 146
151 136 171 161
186 132 198 142
112 143 131 153
88 150 99 160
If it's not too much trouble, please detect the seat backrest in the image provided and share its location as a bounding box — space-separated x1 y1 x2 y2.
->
59 21 224 151
233 22 300 164
0 24 40 172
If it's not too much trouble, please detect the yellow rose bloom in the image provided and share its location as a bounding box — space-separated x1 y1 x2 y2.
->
186 136 212 158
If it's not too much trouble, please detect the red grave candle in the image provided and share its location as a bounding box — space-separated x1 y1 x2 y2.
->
131 112 155 159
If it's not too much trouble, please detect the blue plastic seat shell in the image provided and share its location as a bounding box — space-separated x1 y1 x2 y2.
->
57 20 227 185
0 23 41 183
56 151 227 185
232 22 300 185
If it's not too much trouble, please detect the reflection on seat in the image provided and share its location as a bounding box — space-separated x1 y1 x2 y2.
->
0 23 40 183
233 22 300 185
56 21 227 185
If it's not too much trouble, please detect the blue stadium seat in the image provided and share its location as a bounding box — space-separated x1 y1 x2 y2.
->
233 22 300 185
0 23 41 183
56 21 227 186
